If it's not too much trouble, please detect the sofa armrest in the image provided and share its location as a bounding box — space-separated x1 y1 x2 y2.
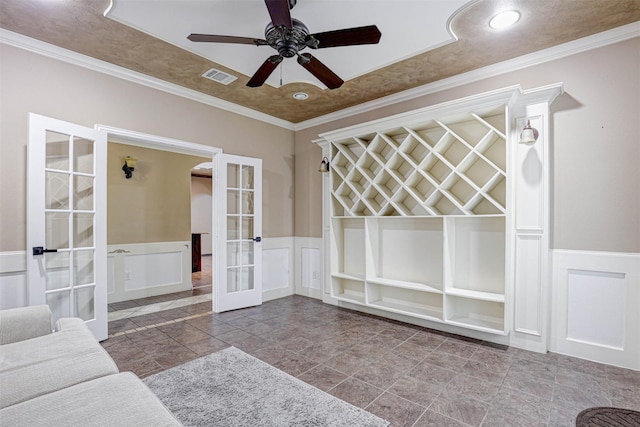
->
55 317 92 334
0 305 53 345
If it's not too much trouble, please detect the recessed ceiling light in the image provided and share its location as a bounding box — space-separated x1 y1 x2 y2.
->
292 92 309 100
489 10 520 29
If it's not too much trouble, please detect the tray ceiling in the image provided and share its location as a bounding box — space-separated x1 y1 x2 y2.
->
1 0 639 123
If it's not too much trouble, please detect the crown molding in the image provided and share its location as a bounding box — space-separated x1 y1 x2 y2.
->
0 29 296 131
294 21 640 131
2 22 638 133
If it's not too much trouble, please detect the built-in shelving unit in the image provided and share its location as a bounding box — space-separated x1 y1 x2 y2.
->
318 83 563 350
323 99 511 335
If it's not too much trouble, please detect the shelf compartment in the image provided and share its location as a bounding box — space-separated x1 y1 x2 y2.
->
458 153 499 189
421 155 453 185
472 112 506 136
356 153 384 181
368 134 396 164
441 173 477 207
351 201 375 216
361 186 388 214
367 277 442 294
409 124 446 148
330 194 350 217
373 170 402 199
386 153 415 183
332 182 359 211
466 194 504 215
367 283 443 320
446 287 504 303
381 129 407 150
367 218 443 289
335 140 365 164
434 134 471 168
391 189 429 216
398 134 430 166
405 171 437 203
445 295 505 334
346 168 371 195
428 191 465 215
441 117 492 149
485 175 506 209
331 218 365 278
330 152 352 179
476 133 506 173
332 277 366 305
445 216 505 295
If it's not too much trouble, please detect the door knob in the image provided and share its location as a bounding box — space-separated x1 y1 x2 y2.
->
251 237 262 243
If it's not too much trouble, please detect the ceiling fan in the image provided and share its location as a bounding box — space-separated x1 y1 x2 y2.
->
187 0 382 89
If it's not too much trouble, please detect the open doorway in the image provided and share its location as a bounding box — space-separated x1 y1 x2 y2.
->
103 137 217 322
190 162 213 293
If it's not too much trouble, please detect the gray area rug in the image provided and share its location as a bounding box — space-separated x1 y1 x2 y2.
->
144 347 389 427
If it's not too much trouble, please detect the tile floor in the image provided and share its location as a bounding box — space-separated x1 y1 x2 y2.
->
102 294 640 427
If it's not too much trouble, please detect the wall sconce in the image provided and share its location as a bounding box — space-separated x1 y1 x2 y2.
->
122 156 137 179
519 120 539 144
318 156 330 173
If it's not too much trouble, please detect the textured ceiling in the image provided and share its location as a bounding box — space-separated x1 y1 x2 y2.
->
1 0 639 123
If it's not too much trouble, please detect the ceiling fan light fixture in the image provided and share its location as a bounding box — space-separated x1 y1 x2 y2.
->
489 10 520 30
292 92 309 100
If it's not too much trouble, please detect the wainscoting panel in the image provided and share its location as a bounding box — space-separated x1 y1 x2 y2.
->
107 241 191 303
551 250 640 370
295 237 322 300
0 251 27 309
261 237 294 302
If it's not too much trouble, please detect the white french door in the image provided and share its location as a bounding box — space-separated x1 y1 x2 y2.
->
27 114 107 341
213 154 262 312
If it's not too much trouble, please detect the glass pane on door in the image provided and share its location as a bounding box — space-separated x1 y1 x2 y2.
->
225 161 256 294
43 130 97 323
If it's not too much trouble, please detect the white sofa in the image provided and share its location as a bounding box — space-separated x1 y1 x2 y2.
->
0 305 182 426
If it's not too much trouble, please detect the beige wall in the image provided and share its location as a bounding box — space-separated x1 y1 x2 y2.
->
107 143 208 244
294 37 640 253
0 44 295 252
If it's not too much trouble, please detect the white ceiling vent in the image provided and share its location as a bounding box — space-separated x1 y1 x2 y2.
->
202 68 237 85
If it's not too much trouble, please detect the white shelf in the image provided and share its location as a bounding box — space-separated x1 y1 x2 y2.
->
447 315 505 335
331 277 366 305
367 277 442 294
445 288 504 303
446 295 505 334
367 283 443 320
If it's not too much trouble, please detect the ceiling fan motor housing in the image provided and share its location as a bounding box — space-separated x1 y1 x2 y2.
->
265 18 310 58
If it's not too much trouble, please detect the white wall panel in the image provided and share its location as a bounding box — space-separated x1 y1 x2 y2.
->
514 235 542 336
551 250 640 370
567 269 626 349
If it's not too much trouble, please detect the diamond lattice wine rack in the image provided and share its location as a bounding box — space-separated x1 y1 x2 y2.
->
330 107 506 217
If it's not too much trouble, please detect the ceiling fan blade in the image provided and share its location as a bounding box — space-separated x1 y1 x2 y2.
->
247 55 283 87
265 0 292 28
188 34 268 46
307 25 382 49
297 53 344 89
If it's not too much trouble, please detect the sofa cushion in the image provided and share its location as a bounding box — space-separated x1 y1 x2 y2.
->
0 305 52 345
0 317 118 408
0 372 182 426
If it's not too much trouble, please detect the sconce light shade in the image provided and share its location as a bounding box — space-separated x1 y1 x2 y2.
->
318 157 330 173
122 156 137 179
519 120 539 144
